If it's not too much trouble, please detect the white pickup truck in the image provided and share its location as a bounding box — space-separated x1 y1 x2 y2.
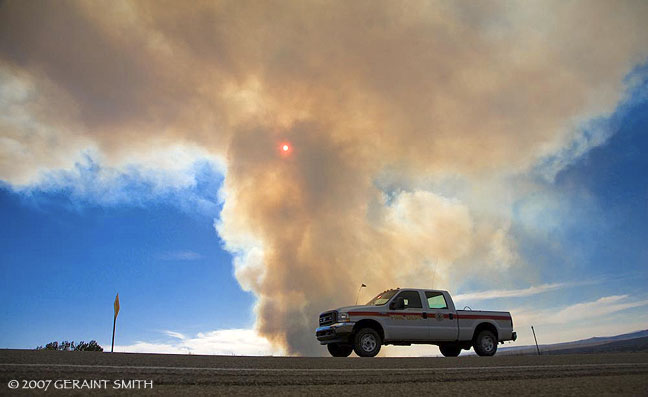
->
316 288 516 357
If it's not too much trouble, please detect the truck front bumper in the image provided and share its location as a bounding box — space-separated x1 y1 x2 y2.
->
315 323 355 344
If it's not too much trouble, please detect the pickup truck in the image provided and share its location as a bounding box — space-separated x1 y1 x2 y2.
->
315 288 516 357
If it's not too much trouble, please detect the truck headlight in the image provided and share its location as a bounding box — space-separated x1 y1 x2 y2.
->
338 312 350 322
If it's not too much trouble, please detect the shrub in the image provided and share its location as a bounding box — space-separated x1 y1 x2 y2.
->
36 340 103 352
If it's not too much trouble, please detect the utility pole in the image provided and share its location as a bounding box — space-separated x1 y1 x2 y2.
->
531 325 541 355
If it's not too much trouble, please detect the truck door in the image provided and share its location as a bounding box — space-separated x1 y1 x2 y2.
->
385 290 429 340
424 291 458 341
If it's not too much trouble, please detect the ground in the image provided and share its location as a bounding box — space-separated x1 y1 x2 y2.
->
1 350 647 395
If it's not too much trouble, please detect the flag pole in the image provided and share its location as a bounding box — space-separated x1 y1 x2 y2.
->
111 315 116 353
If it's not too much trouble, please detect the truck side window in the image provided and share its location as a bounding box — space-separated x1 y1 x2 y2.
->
395 291 422 308
426 292 448 309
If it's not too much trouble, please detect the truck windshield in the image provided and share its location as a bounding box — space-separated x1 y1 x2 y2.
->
366 289 398 306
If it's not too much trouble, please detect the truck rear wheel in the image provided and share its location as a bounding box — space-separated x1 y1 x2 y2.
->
473 330 498 356
439 344 461 357
327 343 353 357
353 328 381 357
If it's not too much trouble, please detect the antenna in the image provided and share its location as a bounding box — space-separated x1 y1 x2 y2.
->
431 257 438 288
355 283 367 305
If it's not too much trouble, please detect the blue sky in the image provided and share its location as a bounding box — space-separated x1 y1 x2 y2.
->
0 167 257 349
1 1 647 356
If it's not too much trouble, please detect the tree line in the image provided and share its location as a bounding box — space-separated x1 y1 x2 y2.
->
35 340 103 351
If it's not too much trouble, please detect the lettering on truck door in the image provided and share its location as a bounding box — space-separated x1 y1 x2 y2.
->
424 291 458 341
386 290 428 340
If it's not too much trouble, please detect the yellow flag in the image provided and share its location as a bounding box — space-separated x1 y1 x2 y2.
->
114 293 120 318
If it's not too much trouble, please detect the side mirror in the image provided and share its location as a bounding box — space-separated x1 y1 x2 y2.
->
389 297 405 310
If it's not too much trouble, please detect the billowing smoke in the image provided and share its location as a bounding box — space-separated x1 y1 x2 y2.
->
1 1 647 354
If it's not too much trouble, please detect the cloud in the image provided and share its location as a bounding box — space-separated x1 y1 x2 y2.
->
114 329 282 356
509 294 648 345
512 295 648 329
453 282 591 302
545 295 648 325
4 150 225 216
1 0 647 355
162 330 186 340
159 251 203 261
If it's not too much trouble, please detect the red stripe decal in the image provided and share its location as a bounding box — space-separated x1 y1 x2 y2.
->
455 314 511 320
349 312 426 317
348 311 388 317
348 312 510 321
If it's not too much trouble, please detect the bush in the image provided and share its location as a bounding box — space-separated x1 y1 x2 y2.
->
75 340 103 351
36 340 103 352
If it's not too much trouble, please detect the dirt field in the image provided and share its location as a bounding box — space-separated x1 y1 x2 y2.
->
2 349 647 395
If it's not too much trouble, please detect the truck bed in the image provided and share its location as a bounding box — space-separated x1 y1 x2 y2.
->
456 309 514 341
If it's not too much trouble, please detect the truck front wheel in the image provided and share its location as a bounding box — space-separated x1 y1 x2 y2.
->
327 343 353 357
439 344 461 357
353 328 381 357
473 330 498 356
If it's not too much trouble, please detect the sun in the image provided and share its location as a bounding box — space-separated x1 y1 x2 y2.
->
279 142 292 157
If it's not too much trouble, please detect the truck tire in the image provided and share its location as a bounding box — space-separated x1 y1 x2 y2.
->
439 344 461 357
353 328 381 357
327 343 353 357
473 330 498 356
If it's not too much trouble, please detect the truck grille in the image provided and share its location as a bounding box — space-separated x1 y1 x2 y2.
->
319 311 337 326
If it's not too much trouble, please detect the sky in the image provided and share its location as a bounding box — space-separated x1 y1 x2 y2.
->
1 0 647 356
